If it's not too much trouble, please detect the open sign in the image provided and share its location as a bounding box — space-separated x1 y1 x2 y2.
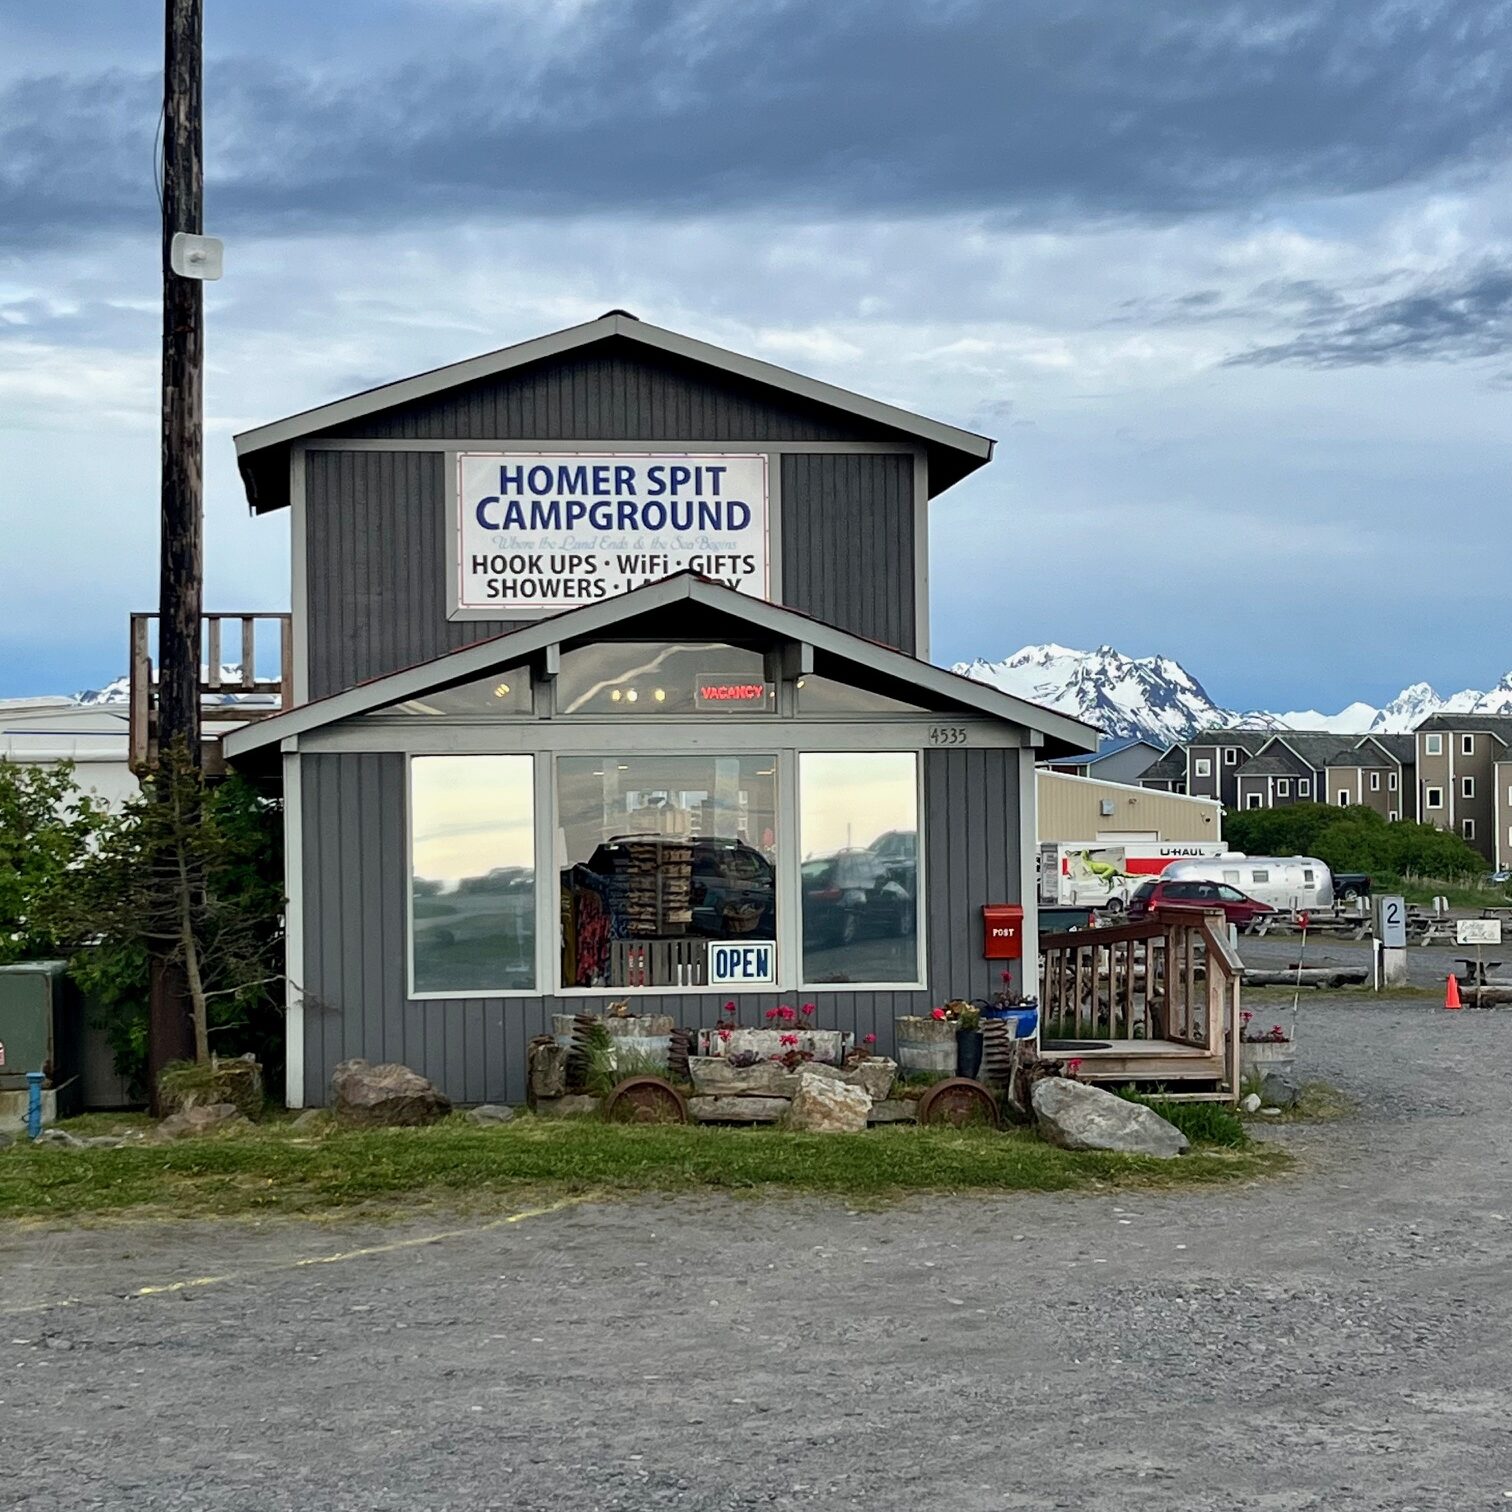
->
708 941 777 986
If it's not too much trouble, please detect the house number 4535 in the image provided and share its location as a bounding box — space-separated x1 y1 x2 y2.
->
929 725 967 745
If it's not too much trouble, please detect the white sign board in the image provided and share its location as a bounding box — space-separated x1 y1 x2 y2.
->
707 940 777 987
455 452 769 615
1377 895 1407 950
1455 918 1503 947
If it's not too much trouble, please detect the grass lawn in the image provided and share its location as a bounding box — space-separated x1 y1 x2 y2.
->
0 1113 1289 1222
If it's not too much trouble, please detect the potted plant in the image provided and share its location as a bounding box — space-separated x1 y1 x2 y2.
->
1238 1011 1295 1082
952 1001 984 1078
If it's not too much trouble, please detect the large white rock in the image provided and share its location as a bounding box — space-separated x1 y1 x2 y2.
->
331 1059 452 1127
787 1071 871 1133
1031 1078 1189 1159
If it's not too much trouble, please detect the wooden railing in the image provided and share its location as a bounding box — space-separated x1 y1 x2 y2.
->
1038 907 1243 1066
128 612 293 773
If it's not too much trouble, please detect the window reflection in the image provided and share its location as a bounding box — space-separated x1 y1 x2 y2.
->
556 642 773 715
558 755 777 988
799 752 919 984
382 666 533 717
410 756 535 992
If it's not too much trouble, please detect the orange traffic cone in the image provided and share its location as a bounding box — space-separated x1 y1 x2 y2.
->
1444 973 1463 1010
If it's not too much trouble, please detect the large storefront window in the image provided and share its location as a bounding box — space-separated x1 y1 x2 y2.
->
799 752 920 985
410 756 536 993
559 755 777 988
556 642 774 716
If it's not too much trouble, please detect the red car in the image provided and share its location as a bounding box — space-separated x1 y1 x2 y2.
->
1127 877 1273 927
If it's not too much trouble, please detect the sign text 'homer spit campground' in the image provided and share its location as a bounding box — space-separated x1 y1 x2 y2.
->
455 453 769 614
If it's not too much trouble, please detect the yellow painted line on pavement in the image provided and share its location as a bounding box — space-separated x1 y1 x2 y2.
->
1 1193 595 1320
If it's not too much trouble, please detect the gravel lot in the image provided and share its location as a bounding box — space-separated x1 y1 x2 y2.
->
4 996 1511 1511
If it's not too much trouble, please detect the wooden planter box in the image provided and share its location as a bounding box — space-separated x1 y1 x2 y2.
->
688 1055 897 1101
695 1028 849 1065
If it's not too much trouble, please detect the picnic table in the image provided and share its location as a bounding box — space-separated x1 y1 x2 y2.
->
1405 914 1457 946
1456 957 1504 986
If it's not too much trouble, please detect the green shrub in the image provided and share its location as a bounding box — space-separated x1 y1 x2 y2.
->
1116 1088 1248 1148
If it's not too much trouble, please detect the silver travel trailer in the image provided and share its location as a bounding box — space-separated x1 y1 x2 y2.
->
1161 855 1334 911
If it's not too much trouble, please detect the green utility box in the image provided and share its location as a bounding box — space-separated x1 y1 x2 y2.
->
0 961 83 1124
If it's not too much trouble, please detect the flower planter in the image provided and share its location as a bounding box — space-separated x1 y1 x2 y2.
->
696 1028 848 1065
894 1016 956 1075
688 1054 897 1102
955 1028 985 1079
1240 1040 1295 1084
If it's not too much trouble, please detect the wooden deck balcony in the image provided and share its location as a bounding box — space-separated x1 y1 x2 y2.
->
128 612 293 774
1037 908 1243 1100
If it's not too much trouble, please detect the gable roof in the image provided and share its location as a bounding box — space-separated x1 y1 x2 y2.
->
1137 746 1187 782
1362 733 1415 764
1416 712 1512 740
1260 731 1358 769
233 311 994 514
223 573 1099 761
1235 753 1306 777
1048 735 1161 768
1188 729 1272 753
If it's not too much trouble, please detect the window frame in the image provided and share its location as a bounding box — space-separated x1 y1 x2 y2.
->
1463 734 1476 756
1425 733 1443 756
1463 818 1476 840
1276 777 1291 797
1223 748 1238 766
1193 757 1212 778
1462 775 1475 799
1426 786 1444 810
1298 778 1311 797
1370 771 1381 792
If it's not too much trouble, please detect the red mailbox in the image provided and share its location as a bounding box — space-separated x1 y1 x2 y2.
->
982 903 1024 960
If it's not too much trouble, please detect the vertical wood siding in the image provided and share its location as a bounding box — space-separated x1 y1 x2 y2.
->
326 345 893 444
305 446 920 698
780 453 914 652
298 747 1021 1106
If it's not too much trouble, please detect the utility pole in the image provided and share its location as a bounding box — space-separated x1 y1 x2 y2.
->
150 0 206 1096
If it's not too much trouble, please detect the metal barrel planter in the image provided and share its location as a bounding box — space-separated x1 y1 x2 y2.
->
916 1077 1000 1128
894 1015 957 1076
604 1075 689 1124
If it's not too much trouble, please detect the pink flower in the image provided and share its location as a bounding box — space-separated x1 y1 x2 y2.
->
931 1007 947 1021
1066 1057 1084 1077
778 1005 797 1023
1000 969 1012 984
717 1027 732 1042
765 1007 779 1021
800 1002 815 1017
1241 1010 1253 1023
863 1033 877 1046
723 1001 737 1015
779 1033 798 1047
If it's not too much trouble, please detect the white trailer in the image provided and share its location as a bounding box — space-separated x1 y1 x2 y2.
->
1038 840 1228 911
1161 855 1334 911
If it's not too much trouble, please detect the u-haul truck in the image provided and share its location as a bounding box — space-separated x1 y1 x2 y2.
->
1037 840 1227 911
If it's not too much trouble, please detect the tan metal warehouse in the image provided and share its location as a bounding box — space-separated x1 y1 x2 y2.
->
1037 770 1223 845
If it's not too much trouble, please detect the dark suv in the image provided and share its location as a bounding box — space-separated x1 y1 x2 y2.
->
1127 877 1273 927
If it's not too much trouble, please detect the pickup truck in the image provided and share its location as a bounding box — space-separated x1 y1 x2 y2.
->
1332 872 1372 903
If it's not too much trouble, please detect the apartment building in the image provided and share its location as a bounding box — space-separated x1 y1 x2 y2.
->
1414 713 1512 863
1140 730 1416 819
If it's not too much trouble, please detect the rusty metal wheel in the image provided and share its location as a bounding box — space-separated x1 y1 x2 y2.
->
604 1075 689 1125
916 1077 1000 1129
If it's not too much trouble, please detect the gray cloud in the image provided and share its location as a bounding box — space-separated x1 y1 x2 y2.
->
3 0 1510 249
1224 261 1512 366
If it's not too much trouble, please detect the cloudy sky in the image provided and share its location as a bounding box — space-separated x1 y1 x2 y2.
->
2 0 1509 711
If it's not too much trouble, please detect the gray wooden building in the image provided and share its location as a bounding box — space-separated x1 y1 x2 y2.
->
224 312 1096 1107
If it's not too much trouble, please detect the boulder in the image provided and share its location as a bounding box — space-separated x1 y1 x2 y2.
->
158 1055 265 1121
156 1103 251 1140
787 1071 871 1134
466 1103 515 1125
1031 1079 1188 1159
330 1059 451 1128
534 1094 601 1119
1259 1072 1301 1110
290 1108 328 1131
843 1057 898 1102
866 1099 917 1124
1240 1092 1262 1114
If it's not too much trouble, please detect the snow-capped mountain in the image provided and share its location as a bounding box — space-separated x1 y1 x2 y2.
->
952 643 1280 743
954 645 1512 743
74 667 276 707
